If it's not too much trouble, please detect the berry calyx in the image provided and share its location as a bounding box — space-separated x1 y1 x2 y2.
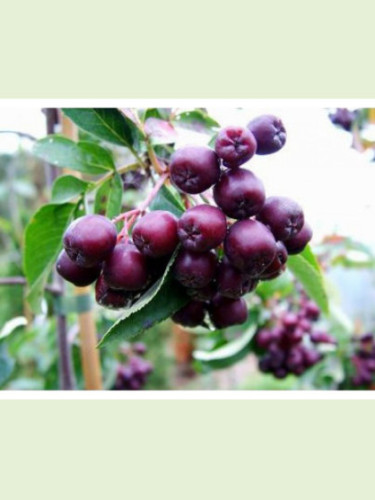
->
133 210 179 258
247 115 286 155
103 241 149 291
215 126 257 167
213 168 265 219
63 214 117 268
177 204 227 252
170 146 220 194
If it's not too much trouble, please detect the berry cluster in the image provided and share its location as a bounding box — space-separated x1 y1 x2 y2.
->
112 342 153 390
350 333 375 387
255 295 335 379
56 114 313 331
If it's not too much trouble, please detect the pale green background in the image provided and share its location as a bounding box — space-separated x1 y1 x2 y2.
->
2 1 375 497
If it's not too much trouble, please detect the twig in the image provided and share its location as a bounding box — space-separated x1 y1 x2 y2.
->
0 277 62 296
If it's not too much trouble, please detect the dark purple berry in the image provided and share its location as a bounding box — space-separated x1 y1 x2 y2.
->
259 241 287 280
187 283 217 302
95 274 133 309
133 210 179 258
170 146 220 194
63 214 117 268
224 219 277 276
329 108 356 132
174 249 217 289
209 295 248 328
215 126 257 167
310 331 336 344
178 204 227 252
133 342 147 355
284 222 313 255
304 300 320 321
213 168 265 219
217 258 256 298
257 196 304 241
256 329 274 349
56 250 101 286
103 241 149 291
172 300 206 327
247 115 286 155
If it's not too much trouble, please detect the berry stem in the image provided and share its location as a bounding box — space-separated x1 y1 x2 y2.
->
146 139 165 175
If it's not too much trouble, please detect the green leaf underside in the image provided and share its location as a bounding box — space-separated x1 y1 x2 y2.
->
193 326 256 369
24 203 76 311
62 108 138 148
174 110 220 133
34 136 115 174
98 251 188 347
287 245 329 314
94 173 123 219
52 175 92 204
149 184 185 217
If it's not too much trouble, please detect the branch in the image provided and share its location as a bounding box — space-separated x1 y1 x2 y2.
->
0 277 62 296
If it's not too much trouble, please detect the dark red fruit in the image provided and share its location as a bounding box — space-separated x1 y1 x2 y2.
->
256 329 274 349
103 242 149 291
247 115 286 155
217 258 257 298
177 204 227 253
257 196 304 241
310 331 336 344
284 222 313 255
56 250 101 287
213 168 265 219
169 146 220 194
186 283 217 302
63 214 117 268
209 295 248 328
133 210 178 258
215 126 257 167
224 219 277 276
259 241 287 280
95 274 133 309
174 249 217 289
172 300 206 327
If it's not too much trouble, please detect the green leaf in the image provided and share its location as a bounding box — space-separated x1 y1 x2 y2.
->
287 245 329 314
34 136 115 174
24 203 76 311
149 184 184 217
174 109 220 134
98 252 188 347
52 175 92 204
62 108 141 148
94 173 123 219
193 326 256 370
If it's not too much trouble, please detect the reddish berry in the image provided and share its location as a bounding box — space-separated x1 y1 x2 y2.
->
133 210 178 258
215 126 257 167
172 300 206 327
247 115 286 155
174 249 217 289
284 222 312 255
257 196 304 241
56 250 101 286
103 242 149 291
209 295 248 328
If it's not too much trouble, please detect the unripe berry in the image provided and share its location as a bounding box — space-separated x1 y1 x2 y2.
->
63 214 117 267
284 222 313 255
56 250 101 286
247 115 286 155
178 204 227 252
133 210 179 258
103 241 149 291
224 219 277 276
257 196 304 241
174 249 217 288
172 300 206 327
95 274 133 309
215 126 257 167
213 168 265 219
170 146 220 194
209 295 248 328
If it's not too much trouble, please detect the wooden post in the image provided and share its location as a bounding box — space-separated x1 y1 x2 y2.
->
60 112 103 390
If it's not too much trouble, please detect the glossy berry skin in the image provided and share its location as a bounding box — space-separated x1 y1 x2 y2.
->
174 249 217 289
133 210 179 258
172 300 206 327
95 274 133 309
217 258 257 299
178 204 227 252
56 250 101 286
213 168 265 219
103 242 149 291
63 214 117 268
257 196 304 241
284 222 313 255
247 115 286 155
170 146 220 194
224 219 277 276
215 126 257 167
259 241 287 280
209 295 248 328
